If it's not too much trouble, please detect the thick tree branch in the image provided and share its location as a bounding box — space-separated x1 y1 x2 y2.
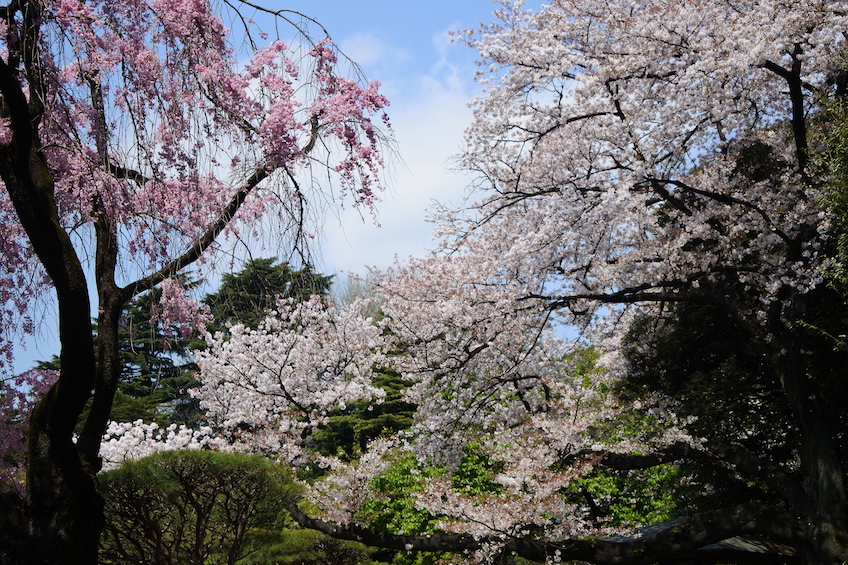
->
120 166 270 301
120 106 323 302
762 45 808 173
284 502 481 553
287 500 803 564
505 503 803 564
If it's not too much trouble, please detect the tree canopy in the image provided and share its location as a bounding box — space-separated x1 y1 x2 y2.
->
100 450 301 565
204 258 334 333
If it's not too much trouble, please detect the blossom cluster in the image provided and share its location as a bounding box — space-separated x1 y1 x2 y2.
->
192 297 388 460
99 420 218 471
0 370 58 491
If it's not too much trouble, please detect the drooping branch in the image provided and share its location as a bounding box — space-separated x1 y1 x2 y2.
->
120 110 324 302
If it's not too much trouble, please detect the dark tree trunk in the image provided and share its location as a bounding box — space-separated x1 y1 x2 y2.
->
0 118 106 565
767 287 848 565
771 340 848 565
0 3 106 560
0 143 106 565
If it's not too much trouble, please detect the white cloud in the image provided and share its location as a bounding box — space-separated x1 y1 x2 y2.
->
339 32 410 69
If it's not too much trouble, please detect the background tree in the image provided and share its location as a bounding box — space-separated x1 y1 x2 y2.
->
204 258 334 334
0 0 390 563
108 259 335 425
110 286 201 426
621 287 848 507
311 368 415 462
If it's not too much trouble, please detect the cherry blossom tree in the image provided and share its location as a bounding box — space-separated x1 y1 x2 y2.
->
185 252 702 563
0 0 390 562
291 256 703 564
368 0 844 563
263 1 848 563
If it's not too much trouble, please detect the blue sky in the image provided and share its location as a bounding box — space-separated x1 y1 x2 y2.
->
271 0 503 274
12 0 512 371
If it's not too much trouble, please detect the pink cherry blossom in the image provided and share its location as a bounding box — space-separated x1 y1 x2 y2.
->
0 370 58 492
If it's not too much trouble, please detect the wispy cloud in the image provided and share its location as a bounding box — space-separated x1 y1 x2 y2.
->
339 32 411 70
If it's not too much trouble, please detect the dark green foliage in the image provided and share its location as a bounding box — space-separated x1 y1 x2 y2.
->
204 258 333 333
623 302 792 461
816 98 848 290
793 285 848 462
238 528 374 565
116 288 202 426
621 293 848 514
621 302 794 513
